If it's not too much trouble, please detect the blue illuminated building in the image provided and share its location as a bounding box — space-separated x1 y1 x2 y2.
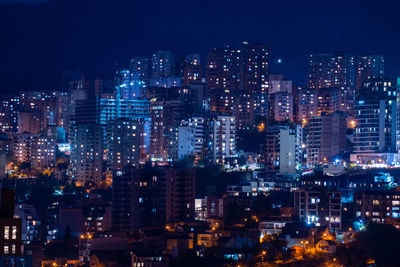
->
115 69 146 100
351 78 399 165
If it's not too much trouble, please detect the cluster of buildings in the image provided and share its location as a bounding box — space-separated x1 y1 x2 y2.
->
0 43 399 266
0 48 393 179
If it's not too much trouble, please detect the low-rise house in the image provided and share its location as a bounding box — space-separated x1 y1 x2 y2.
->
131 254 169 267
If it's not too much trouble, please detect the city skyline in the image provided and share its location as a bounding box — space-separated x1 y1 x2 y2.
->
1 1 400 266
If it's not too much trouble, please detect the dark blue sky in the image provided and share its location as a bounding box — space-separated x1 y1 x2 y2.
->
0 0 48 3
0 0 399 92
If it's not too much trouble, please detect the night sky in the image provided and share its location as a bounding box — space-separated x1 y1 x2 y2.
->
0 0 399 93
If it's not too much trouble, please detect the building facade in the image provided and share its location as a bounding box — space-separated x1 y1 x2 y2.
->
356 55 384 90
294 189 341 230
351 78 398 164
306 113 347 166
264 123 302 174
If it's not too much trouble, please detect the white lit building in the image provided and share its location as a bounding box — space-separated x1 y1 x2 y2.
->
177 117 205 160
69 123 103 185
11 133 36 163
31 135 56 171
264 123 302 174
205 115 236 165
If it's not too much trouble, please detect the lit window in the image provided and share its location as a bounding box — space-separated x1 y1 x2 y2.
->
12 226 17 239
4 226 9 239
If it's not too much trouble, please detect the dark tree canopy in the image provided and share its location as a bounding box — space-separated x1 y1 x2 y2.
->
337 223 400 266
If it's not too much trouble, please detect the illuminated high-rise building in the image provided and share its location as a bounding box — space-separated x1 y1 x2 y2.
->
307 52 355 114
306 112 347 167
308 53 355 89
150 100 184 162
296 86 317 124
129 56 150 87
116 59 149 101
11 133 35 164
242 42 269 93
115 69 145 100
4 91 69 135
11 131 56 171
206 43 269 118
356 54 384 90
151 50 174 79
351 78 398 164
308 53 334 90
204 115 236 165
268 75 294 122
67 77 89 120
0 100 12 134
209 89 234 115
294 189 341 230
104 118 144 172
315 88 341 116
207 44 264 91
98 97 150 124
177 117 205 160
207 46 240 90
69 123 103 186
31 135 56 171
183 53 202 85
233 91 255 129
150 51 181 88
98 96 151 160
206 48 224 89
222 45 242 90
263 123 302 173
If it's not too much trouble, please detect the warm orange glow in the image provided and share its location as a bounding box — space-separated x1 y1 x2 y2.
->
302 119 308 127
257 122 265 132
366 259 375 264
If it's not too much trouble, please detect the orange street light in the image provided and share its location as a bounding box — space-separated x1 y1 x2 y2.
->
261 250 267 262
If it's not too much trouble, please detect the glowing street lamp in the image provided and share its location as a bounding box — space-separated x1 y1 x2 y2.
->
261 250 267 262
